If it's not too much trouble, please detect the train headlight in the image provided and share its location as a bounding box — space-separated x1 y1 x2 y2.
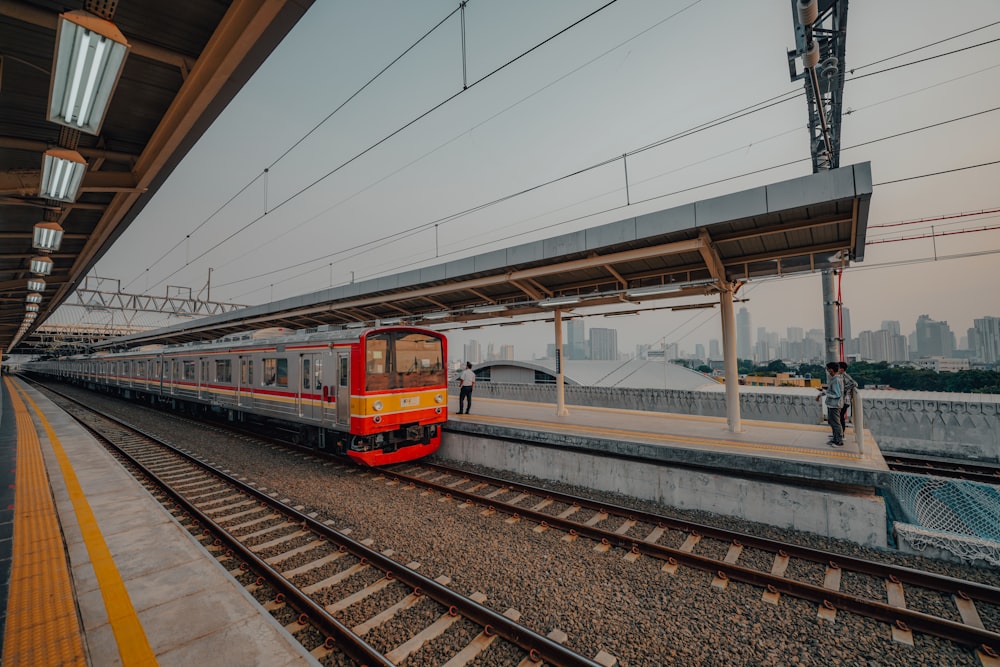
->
373 400 384 412
434 394 444 404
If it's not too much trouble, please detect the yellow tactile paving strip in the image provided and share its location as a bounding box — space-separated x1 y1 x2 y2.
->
3 376 88 667
4 378 159 666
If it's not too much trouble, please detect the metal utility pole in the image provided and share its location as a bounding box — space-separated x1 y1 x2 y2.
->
787 0 849 362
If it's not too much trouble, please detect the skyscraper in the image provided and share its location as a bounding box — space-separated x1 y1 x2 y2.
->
567 319 586 360
709 339 721 360
589 327 618 360
464 340 482 364
736 307 752 360
972 316 1000 363
914 314 955 357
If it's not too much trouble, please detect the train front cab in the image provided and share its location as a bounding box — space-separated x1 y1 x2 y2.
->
346 328 447 466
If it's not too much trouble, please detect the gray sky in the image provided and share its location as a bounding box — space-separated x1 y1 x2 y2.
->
77 0 1000 358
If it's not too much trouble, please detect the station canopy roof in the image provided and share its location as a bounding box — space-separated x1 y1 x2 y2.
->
0 0 314 356
92 162 872 351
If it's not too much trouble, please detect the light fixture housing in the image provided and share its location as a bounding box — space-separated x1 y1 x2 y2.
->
33 221 65 252
625 284 683 298
26 292 43 304
40 148 88 202
30 255 54 275
24 312 38 321
421 311 451 320
27 278 47 292
26 303 40 313
48 10 130 135
471 304 508 314
539 295 580 307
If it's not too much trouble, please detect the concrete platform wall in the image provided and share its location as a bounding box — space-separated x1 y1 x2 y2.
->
440 432 888 548
461 384 1000 462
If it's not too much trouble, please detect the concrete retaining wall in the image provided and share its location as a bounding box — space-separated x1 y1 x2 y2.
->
439 432 888 548
457 384 1000 462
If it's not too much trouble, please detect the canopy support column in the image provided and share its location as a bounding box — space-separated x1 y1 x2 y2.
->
554 309 569 417
719 286 742 433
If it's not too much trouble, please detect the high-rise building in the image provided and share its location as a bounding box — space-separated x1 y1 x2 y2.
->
915 314 955 357
694 343 705 362
567 319 586 360
881 320 901 336
972 316 1000 363
736 307 752 360
463 340 482 364
589 327 618 360
840 307 852 346
709 339 721 360
499 344 515 360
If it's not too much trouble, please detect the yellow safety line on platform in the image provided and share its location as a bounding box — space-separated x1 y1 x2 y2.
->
464 411 863 461
9 379 159 666
3 377 88 667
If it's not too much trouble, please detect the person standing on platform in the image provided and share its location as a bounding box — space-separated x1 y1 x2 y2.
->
457 362 476 414
838 361 857 433
816 361 844 447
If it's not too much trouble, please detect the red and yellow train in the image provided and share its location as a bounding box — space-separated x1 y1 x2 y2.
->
26 325 448 466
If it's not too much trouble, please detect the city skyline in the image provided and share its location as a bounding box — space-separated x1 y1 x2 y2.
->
447 309 1000 366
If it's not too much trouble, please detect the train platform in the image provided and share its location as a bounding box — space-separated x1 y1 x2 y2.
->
0 376 320 667
443 394 892 547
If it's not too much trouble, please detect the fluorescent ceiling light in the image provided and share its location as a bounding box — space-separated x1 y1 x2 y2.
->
471 304 508 314
48 10 130 134
422 311 451 320
40 148 87 202
380 318 402 325
345 322 365 329
26 293 43 304
26 303 40 313
24 312 38 321
30 255 54 275
27 278 46 292
33 221 65 252
539 296 580 307
625 284 682 298
671 302 718 311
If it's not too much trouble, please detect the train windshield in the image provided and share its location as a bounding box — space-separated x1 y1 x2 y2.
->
365 331 445 391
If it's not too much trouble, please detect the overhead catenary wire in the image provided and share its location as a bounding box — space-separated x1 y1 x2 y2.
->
122 12 1000 305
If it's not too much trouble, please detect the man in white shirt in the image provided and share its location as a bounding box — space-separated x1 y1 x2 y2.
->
458 362 476 414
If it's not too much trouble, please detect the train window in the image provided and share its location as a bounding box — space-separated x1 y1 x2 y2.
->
215 359 232 383
339 356 348 387
394 333 445 389
183 361 196 381
241 359 254 385
314 358 323 389
124 361 132 377
154 360 161 379
366 335 389 390
136 361 146 378
201 360 210 384
262 358 287 387
302 358 311 389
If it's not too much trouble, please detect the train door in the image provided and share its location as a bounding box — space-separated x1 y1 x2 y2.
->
238 357 253 408
298 353 322 420
335 350 350 426
200 358 211 400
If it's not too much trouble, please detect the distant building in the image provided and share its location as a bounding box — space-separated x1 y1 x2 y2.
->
567 319 586 360
912 357 970 373
499 344 515 360
915 314 955 358
588 327 618 361
709 339 721 359
694 343 705 363
468 358 715 390
736 307 752 360
741 373 821 389
972 316 1000 363
464 339 482 364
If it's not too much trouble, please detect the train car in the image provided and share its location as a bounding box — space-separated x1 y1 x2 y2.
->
26 325 448 466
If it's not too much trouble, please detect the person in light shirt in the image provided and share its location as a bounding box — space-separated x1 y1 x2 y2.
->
457 362 476 414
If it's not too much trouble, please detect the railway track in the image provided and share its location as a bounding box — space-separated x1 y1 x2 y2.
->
884 453 1000 485
42 386 614 667
376 464 1000 664
31 379 1000 665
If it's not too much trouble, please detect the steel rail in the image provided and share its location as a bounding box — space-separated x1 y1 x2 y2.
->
392 465 1000 654
41 384 602 667
412 462 1000 605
